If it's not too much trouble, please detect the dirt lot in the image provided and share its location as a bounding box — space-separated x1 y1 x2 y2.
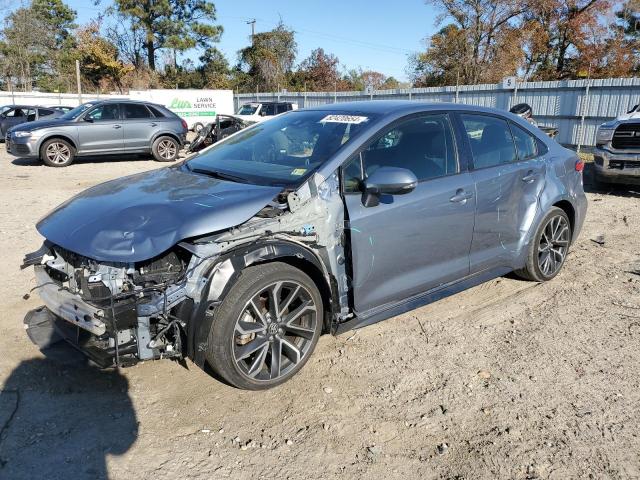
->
0 150 639 480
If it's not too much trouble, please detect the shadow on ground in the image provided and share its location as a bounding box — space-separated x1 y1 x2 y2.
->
0 343 137 480
583 163 640 198
10 154 156 167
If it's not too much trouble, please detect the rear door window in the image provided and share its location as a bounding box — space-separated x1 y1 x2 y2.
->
460 114 517 169
276 104 289 114
123 103 152 119
38 108 56 117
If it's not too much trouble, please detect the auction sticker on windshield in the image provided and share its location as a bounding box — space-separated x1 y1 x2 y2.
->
320 115 369 124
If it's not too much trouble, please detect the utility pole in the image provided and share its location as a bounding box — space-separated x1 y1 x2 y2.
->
75 59 82 104
246 19 256 44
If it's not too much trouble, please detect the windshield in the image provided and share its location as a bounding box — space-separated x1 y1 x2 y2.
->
60 102 96 120
237 104 259 115
186 110 376 187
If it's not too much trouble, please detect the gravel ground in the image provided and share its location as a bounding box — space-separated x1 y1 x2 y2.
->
0 150 639 480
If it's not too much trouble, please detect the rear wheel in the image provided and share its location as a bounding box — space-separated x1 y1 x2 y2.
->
205 262 323 390
152 136 179 162
41 138 75 167
516 207 571 282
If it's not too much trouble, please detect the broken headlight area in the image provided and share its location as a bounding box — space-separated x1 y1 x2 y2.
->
23 243 194 368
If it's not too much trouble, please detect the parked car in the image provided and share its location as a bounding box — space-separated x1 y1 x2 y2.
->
594 118 640 185
235 101 298 123
186 114 253 153
509 103 558 138
5 100 188 166
53 106 75 113
22 101 587 390
0 105 62 139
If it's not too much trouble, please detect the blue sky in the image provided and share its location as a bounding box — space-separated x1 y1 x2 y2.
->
39 0 442 81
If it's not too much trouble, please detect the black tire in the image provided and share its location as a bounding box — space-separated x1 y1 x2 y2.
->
516 207 571 282
193 122 204 133
151 136 180 162
40 138 75 167
205 262 323 390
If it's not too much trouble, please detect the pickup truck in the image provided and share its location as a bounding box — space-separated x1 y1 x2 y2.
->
594 119 640 186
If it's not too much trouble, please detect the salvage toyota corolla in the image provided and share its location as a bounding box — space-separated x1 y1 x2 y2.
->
22 101 587 389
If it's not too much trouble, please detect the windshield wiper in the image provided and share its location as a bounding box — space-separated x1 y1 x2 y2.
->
187 166 252 184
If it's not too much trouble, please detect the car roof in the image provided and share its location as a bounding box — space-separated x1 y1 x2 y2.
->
302 100 509 116
89 99 161 106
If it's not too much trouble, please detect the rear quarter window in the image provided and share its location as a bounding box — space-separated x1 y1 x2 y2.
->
148 105 166 118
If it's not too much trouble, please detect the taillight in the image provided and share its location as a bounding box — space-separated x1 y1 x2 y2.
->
575 159 584 172
181 119 188 130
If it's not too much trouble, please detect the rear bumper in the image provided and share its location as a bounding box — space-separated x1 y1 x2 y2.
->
594 148 640 185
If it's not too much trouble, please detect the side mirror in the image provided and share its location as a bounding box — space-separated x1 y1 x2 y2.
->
362 166 417 207
259 110 266 116
83 116 94 123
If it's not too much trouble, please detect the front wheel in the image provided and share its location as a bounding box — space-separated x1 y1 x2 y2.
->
151 136 180 162
41 138 75 167
205 262 323 390
516 207 571 282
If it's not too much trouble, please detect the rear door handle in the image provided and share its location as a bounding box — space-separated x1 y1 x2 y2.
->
522 170 538 183
450 189 473 204
113 124 122 129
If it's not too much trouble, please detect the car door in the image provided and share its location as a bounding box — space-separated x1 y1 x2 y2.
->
121 103 158 152
457 113 546 273
77 103 124 154
1 107 33 134
343 113 475 314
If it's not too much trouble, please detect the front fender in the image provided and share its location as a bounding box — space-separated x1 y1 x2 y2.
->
187 239 333 367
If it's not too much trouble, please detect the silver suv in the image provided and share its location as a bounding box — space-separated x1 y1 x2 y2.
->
5 100 188 167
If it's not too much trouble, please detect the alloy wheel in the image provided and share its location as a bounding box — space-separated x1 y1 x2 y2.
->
157 139 177 160
45 142 71 165
537 215 570 277
232 280 317 382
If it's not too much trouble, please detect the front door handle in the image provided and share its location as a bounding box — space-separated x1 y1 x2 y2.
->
522 170 538 183
113 124 122 129
450 189 473 204
150 122 157 127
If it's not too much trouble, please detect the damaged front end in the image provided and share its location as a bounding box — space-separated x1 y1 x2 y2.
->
22 170 351 369
23 242 195 367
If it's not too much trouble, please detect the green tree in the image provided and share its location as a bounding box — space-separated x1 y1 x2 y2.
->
198 47 232 88
113 0 222 70
238 22 297 91
75 22 134 93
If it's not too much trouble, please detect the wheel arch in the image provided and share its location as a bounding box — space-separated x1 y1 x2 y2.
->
151 131 182 146
551 199 575 243
187 239 337 368
38 134 78 155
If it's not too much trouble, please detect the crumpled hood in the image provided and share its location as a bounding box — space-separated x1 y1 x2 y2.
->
37 167 282 262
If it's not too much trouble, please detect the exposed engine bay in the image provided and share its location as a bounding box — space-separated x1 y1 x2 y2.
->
23 170 349 369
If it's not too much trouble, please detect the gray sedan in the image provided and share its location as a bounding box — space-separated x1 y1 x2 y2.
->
22 101 587 389
5 100 188 166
